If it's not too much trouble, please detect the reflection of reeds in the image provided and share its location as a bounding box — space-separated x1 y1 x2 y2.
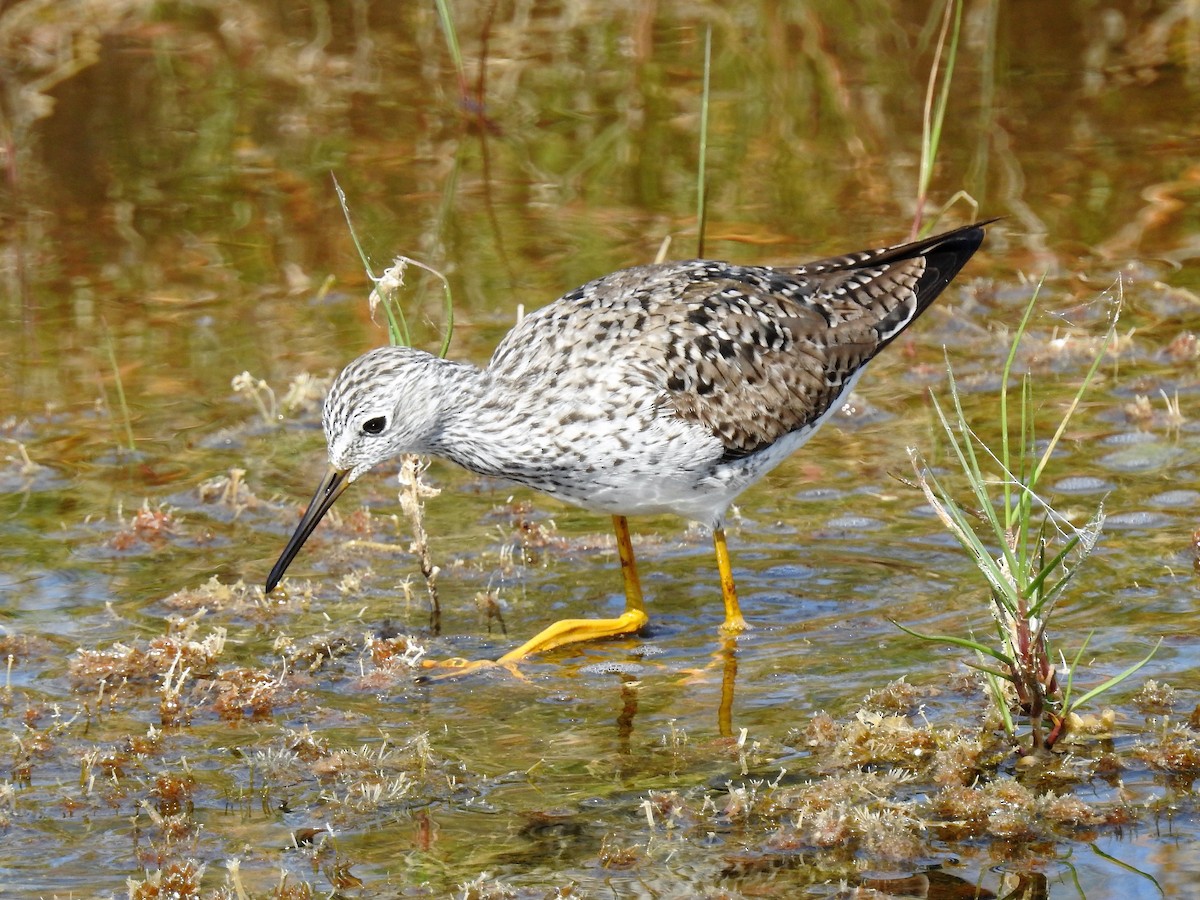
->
435 0 466 92
101 319 136 453
905 284 1156 753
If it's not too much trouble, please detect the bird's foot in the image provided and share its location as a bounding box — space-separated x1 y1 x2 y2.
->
720 613 751 635
416 657 527 683
496 610 650 659
415 610 650 682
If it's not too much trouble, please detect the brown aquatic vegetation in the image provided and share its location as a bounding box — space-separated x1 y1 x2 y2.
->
108 500 181 550
160 575 307 624
933 780 1107 841
0 631 53 665
596 833 643 870
210 666 283 720
69 626 226 685
197 467 262 515
473 587 508 636
1134 726 1200 776
358 632 426 683
802 706 943 769
1166 331 1198 361
638 680 1146 876
858 676 932 715
284 633 357 674
128 859 205 900
150 773 195 818
1132 678 1179 715
457 873 520 899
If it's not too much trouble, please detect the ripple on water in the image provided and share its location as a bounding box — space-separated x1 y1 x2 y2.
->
1149 489 1200 507
1098 444 1185 473
793 487 845 504
1101 430 1159 445
578 661 648 677
824 515 884 531
760 563 816 580
1053 475 1114 494
1103 510 1175 531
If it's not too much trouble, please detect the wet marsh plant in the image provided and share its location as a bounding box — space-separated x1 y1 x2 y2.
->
333 176 455 631
911 0 980 237
231 371 278 425
101 319 137 453
905 286 1155 753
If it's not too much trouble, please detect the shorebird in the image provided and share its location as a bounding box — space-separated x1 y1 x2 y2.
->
265 222 988 669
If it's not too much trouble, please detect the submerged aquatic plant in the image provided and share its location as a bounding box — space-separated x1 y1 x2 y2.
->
904 283 1156 753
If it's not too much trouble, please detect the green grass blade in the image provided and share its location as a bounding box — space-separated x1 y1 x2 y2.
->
915 0 962 235
963 661 1017 683
891 620 1013 665
1061 632 1093 711
333 173 409 347
910 453 1017 606
391 303 411 347
696 24 712 258
1030 302 1119 490
999 275 1042 533
934 373 1021 597
1089 843 1166 898
1026 533 1083 617
434 0 465 85
1020 373 1035 522
437 279 455 359
983 669 1015 736
1067 639 1161 712
398 258 456 359
101 320 136 453
332 173 374 279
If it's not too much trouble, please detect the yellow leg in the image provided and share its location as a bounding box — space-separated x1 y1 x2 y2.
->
713 526 747 633
422 515 649 677
493 515 648 663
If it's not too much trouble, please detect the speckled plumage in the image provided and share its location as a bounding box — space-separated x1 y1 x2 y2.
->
266 222 989 643
318 223 987 528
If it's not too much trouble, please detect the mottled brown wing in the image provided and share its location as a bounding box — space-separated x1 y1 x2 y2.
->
661 223 988 455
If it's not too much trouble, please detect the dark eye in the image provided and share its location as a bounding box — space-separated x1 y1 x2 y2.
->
362 416 386 435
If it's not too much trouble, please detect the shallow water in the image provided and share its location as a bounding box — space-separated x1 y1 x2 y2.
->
2 1 1199 897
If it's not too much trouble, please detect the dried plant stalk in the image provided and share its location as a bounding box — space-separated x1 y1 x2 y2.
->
397 454 441 634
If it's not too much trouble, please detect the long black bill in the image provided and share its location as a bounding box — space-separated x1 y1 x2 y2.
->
265 467 352 592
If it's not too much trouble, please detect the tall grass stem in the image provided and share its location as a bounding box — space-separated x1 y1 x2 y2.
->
101 320 136 453
696 24 712 258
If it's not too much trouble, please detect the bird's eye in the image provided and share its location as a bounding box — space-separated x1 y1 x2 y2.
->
362 416 386 435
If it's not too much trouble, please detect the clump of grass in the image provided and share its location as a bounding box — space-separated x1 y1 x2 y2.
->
904 284 1157 753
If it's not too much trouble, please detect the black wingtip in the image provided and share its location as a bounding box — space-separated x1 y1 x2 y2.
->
886 217 998 264
904 218 996 298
